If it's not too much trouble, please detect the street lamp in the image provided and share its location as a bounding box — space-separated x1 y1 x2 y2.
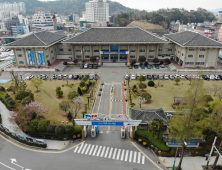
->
205 136 217 169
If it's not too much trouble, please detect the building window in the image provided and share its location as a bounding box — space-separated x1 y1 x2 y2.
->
52 57 54 60
199 55 204 58
46 55 49 58
149 49 155 52
68 49 71 51
85 55 90 58
51 50 53 53
185 62 194 65
85 49 90 52
196 62 205 65
182 53 184 56
16 49 21 51
130 56 136 59
94 50 99 52
130 49 136 52
178 50 180 53
19 61 24 64
189 49 195 51
148 55 154 58
59 48 63 51
76 55 82 59
76 50 81 52
188 55 193 58
159 48 162 52
139 49 145 52
200 49 205 51
168 49 172 51
17 54 22 57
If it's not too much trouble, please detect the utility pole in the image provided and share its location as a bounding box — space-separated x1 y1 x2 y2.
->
205 136 217 169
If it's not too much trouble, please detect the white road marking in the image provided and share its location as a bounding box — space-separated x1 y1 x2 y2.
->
133 151 137 163
120 149 125 161
104 147 109 158
89 145 95 155
138 152 141 164
74 146 79 153
116 149 121 160
142 155 145 164
0 162 16 170
77 143 84 153
92 145 98 156
129 151 133 162
108 148 113 159
125 150 129 161
100 146 106 157
112 148 117 159
85 144 91 154
81 144 88 154
96 146 102 156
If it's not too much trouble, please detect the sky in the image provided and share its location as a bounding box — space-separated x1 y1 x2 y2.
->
39 0 222 12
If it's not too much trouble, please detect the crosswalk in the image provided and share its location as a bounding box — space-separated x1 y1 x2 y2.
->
105 82 121 86
74 143 145 165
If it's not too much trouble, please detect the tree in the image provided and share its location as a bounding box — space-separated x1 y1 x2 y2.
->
66 125 74 133
139 83 147 91
90 56 96 63
138 75 146 84
10 70 20 93
71 96 84 126
139 56 146 63
153 58 159 64
150 121 158 137
148 81 155 87
73 59 78 64
212 84 221 96
24 101 49 119
164 58 171 64
78 87 83 96
175 77 180 85
59 101 71 114
136 96 146 108
154 118 164 139
15 90 34 101
21 96 32 105
141 92 152 101
144 62 148 66
160 60 163 65
30 78 43 92
79 81 86 87
187 75 193 85
170 79 206 170
18 80 27 91
68 91 79 100
130 103 135 107
56 86 63 98
47 124 56 133
55 124 66 135
131 60 136 66
82 77 88 82
38 119 50 132
203 95 213 106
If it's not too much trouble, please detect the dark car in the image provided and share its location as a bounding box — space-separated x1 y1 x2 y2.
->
100 88 102 91
158 75 164 80
73 75 79 80
218 75 222 80
141 65 145 69
79 75 83 80
152 74 158 80
89 64 93 69
93 64 98 69
80 64 84 69
134 65 138 69
147 75 152 80
155 65 159 69
147 65 152 69
51 74 57 80
85 75 89 79
98 92 101 96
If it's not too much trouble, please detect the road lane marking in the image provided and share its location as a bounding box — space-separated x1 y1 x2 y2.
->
100 146 106 157
85 144 91 155
96 146 102 156
92 145 98 156
89 145 95 155
96 81 104 114
120 149 125 161
81 144 88 154
133 151 137 163
125 150 129 161
116 149 121 160
129 151 133 162
74 146 79 153
108 148 113 159
104 147 109 158
77 143 84 153
108 81 114 131
112 148 117 159
142 155 145 164
0 162 16 170
138 152 141 164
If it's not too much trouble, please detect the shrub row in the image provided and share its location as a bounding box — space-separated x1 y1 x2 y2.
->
0 113 2 124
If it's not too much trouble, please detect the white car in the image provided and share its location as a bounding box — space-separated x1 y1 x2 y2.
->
68 75 73 79
84 63 88 68
164 75 169 80
174 74 180 78
180 75 185 79
131 74 136 80
210 75 215 80
125 74 129 80
25 75 34 80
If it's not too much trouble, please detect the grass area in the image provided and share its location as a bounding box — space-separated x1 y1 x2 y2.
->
2 79 99 125
0 91 21 108
128 20 163 29
128 80 222 111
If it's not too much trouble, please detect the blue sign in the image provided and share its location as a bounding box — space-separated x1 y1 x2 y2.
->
102 51 127 55
110 46 118 50
92 121 124 126
169 142 197 146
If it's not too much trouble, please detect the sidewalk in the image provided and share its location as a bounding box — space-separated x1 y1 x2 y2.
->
0 101 69 150
159 156 222 170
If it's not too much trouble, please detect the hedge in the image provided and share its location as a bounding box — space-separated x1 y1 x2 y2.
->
135 130 170 152
0 113 2 124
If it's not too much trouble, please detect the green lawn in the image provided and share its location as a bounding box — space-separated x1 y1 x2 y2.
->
128 80 222 111
2 79 99 125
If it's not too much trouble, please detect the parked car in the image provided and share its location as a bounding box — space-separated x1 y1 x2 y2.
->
180 75 185 79
218 75 222 80
79 75 83 80
68 75 73 80
129 65 133 69
155 65 159 69
51 74 57 80
89 74 95 80
93 64 98 69
100 88 102 91
215 75 221 80
73 75 79 80
85 75 89 79
25 75 34 80
159 75 164 80
136 74 141 78
80 64 84 69
131 74 136 80
63 74 68 79
164 75 169 80
147 65 152 69
174 74 180 78
203 75 209 80
57 75 63 80
134 65 138 69
152 74 158 80
141 65 145 69
169 75 175 80
98 92 101 96
147 75 152 80
210 75 215 80
84 63 88 69
125 74 129 80
89 64 93 69
41 75 48 80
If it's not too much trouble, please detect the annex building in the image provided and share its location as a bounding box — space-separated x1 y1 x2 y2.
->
6 27 222 68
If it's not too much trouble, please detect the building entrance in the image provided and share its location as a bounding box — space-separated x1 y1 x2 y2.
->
111 55 118 60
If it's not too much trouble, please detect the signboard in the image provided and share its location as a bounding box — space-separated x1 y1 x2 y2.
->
168 142 197 146
110 46 118 50
100 51 129 55
74 119 141 126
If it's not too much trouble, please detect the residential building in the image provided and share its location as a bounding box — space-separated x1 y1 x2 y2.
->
217 11 222 21
0 2 26 19
32 11 54 30
11 24 29 36
218 25 222 42
4 16 19 30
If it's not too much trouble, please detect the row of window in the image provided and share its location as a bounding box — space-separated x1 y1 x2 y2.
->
130 49 155 52
185 62 205 65
130 56 154 59
188 55 205 58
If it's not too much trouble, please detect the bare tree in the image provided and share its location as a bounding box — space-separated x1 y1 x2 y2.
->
187 75 193 85
218 90 222 101
10 70 20 93
66 76 69 85
205 86 213 95
71 96 84 126
212 84 221 96
136 96 146 108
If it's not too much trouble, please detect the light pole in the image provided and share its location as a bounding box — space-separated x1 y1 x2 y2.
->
205 136 217 169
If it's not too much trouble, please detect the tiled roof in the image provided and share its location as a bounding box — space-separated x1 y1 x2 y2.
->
131 108 168 124
146 29 169 37
6 31 66 47
164 31 222 47
64 27 167 43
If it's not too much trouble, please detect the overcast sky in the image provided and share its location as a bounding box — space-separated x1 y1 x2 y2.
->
40 0 221 11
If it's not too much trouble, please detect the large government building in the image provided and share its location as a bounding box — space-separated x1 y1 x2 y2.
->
6 27 222 68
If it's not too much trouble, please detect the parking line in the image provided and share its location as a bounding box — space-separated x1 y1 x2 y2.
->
108 148 113 159
116 149 121 160
125 150 129 161
85 144 91 155
77 143 84 153
74 146 79 153
142 155 145 164
92 145 98 156
81 144 88 154
104 147 109 158
138 152 141 164
129 151 133 162
120 149 125 161
112 148 117 159
133 151 137 163
89 145 95 155
96 146 102 156
100 146 106 157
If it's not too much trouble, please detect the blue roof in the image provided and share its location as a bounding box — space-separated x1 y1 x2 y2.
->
0 80 10 84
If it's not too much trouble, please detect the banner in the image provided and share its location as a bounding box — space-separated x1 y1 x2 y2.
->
100 51 129 55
